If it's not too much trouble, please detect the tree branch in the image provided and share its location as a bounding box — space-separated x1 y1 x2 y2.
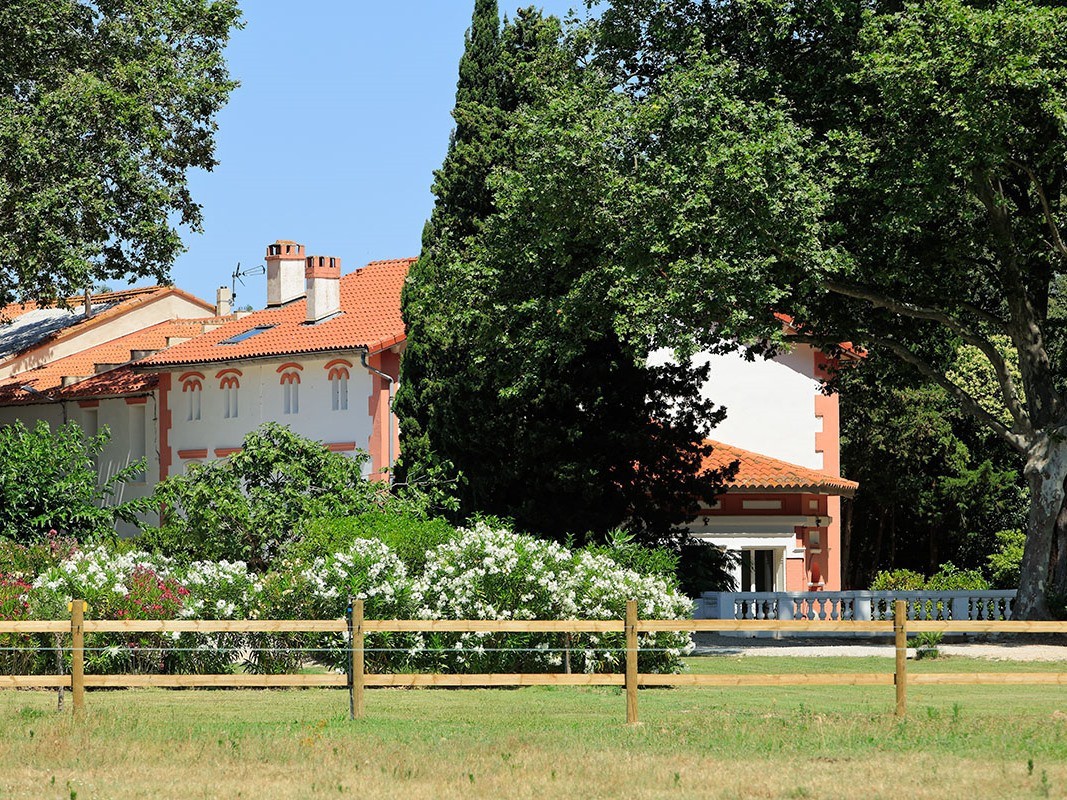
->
1011 160 1067 262
860 335 1028 453
974 171 1062 425
823 280 1029 432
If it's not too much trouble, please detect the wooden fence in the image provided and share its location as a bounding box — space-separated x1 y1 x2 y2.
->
2 600 1066 723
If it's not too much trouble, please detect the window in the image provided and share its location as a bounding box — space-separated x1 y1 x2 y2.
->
281 371 300 415
218 325 275 345
180 372 204 422
128 403 146 482
185 380 202 421
326 361 351 411
216 370 241 419
276 363 303 415
82 406 99 474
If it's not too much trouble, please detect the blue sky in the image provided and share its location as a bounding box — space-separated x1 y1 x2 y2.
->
169 1 582 310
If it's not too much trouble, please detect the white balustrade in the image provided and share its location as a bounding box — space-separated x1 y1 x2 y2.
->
693 589 1017 635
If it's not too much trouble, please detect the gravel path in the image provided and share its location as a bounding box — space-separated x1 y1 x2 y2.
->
692 634 1067 661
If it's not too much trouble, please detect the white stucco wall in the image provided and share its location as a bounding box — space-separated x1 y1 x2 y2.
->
652 344 822 469
167 356 376 477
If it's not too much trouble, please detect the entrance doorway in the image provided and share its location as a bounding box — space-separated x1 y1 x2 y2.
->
740 549 779 592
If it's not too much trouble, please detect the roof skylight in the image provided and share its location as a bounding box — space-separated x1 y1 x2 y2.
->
218 325 275 345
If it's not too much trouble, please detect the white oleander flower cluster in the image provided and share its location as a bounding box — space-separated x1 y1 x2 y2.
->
406 521 693 674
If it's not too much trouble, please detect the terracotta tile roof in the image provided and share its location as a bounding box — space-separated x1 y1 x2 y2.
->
703 439 859 496
0 319 212 405
139 259 413 368
0 286 214 363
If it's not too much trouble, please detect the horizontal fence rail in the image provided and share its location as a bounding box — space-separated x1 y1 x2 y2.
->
2 600 1066 722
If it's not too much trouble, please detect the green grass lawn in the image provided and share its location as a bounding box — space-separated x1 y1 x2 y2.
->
1 655 1066 800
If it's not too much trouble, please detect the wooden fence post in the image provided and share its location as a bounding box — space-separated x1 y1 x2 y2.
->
350 599 365 720
894 598 907 717
71 599 85 715
625 599 639 725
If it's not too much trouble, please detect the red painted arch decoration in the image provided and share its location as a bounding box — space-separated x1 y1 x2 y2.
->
179 371 205 392
275 362 303 386
215 368 242 390
324 358 352 381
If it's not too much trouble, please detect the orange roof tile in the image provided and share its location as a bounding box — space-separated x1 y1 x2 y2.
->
0 319 212 405
703 439 858 496
139 259 413 368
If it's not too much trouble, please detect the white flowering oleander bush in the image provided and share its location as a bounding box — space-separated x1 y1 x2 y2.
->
409 522 693 673
1 522 694 675
253 539 415 673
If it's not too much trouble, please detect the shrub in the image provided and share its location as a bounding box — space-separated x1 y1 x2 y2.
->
288 512 457 574
0 530 78 580
410 522 693 674
7 521 694 676
870 569 926 591
908 631 943 659
257 538 414 674
926 562 990 591
146 423 447 569
0 574 42 675
582 529 679 581
986 529 1025 589
0 420 150 543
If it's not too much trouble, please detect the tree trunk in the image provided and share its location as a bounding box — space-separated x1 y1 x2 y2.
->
1015 433 1067 619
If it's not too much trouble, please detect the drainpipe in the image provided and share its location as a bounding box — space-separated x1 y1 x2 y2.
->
360 349 395 477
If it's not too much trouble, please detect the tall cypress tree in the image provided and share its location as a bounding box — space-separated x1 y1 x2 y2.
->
395 0 508 489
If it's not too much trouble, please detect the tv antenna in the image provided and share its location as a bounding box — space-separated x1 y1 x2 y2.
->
231 262 265 303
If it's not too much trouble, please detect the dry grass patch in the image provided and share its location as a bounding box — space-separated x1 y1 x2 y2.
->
1 656 1066 799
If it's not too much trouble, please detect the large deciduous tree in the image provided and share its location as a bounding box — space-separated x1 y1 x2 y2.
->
0 0 241 307
396 2 734 543
475 0 1067 615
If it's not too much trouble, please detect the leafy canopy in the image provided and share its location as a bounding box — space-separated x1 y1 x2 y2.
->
0 0 242 306
478 0 1067 614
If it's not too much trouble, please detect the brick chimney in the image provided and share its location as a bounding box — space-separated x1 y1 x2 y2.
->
265 240 306 307
305 255 341 322
215 286 232 317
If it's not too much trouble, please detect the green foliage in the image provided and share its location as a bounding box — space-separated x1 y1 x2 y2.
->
927 563 990 592
870 569 926 592
870 563 990 591
908 631 944 660
145 423 434 569
840 353 1026 584
396 4 734 542
582 529 679 581
676 540 739 595
0 0 242 305
987 530 1026 590
474 0 1067 613
286 512 458 574
0 420 151 542
0 530 78 579
6 522 695 677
